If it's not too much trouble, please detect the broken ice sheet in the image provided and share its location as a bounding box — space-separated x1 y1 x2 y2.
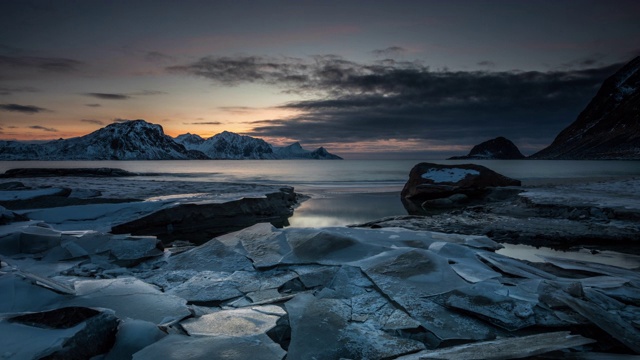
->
445 282 536 331
356 248 469 298
285 293 424 359
161 238 253 272
0 272 69 313
0 307 119 360
396 331 594 360
64 277 190 324
132 333 286 360
428 241 501 283
181 305 285 337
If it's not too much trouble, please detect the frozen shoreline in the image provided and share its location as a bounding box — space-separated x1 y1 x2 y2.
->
1 171 639 358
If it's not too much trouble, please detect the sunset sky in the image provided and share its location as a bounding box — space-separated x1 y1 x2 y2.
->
1 0 639 158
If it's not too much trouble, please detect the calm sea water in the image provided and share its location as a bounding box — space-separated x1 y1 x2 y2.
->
2 159 639 266
2 159 639 186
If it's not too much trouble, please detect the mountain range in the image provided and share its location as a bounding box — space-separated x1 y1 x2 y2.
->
0 120 342 160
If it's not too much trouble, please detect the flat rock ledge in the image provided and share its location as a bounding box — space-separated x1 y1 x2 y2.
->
0 167 139 178
111 187 299 243
1 222 639 359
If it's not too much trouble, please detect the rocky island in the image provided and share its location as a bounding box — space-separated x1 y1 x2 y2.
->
448 137 525 160
0 165 639 359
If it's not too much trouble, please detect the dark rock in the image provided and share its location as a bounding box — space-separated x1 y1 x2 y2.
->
449 136 525 160
0 167 138 178
0 181 27 190
0 205 29 224
532 56 640 159
111 187 299 243
9 307 119 360
401 163 521 214
9 306 101 329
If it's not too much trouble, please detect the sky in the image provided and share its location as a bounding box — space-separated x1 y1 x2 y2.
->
1 0 639 159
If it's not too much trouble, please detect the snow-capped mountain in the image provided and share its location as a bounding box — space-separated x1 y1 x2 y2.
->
0 120 207 160
532 56 640 159
449 136 525 160
175 133 343 160
175 131 277 159
0 119 342 160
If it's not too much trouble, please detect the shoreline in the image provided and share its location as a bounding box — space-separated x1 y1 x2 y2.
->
1 168 640 358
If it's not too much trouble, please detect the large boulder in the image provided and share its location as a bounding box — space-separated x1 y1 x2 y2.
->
401 163 521 213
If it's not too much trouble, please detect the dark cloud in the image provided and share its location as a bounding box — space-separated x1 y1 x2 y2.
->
132 90 168 96
477 60 495 68
0 86 39 95
168 55 312 87
29 125 58 132
113 118 132 123
372 46 407 57
85 103 101 107
81 119 104 125
0 55 82 73
184 121 222 125
172 54 626 153
145 51 176 63
0 103 49 114
557 54 607 70
85 93 130 100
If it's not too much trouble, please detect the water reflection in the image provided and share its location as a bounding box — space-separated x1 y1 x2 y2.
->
288 192 406 227
497 243 640 269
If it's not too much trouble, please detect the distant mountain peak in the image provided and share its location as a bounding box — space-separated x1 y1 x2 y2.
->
449 136 525 160
532 56 640 159
175 130 342 160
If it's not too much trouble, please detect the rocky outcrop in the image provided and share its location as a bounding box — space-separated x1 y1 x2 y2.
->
360 178 640 253
0 168 138 178
532 56 640 159
401 163 521 213
449 136 525 160
111 187 299 243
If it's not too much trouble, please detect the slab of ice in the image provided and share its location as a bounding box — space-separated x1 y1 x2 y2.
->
0 273 69 313
446 283 536 331
181 305 285 337
65 277 190 324
285 293 425 359
0 187 68 201
429 242 501 283
396 331 594 360
105 319 166 360
162 239 253 273
22 201 170 232
0 307 119 360
421 168 480 183
132 334 286 360
356 248 469 298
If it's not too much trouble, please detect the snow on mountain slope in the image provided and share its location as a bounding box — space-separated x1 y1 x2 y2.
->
176 131 277 159
0 120 342 160
176 133 343 160
0 120 207 160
